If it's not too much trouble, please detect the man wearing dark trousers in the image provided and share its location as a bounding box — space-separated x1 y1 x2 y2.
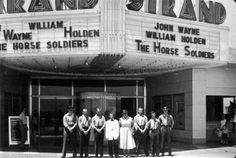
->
92 108 106 157
134 108 148 156
148 111 161 157
62 106 78 158
19 107 28 150
105 112 119 158
78 108 92 158
159 106 174 156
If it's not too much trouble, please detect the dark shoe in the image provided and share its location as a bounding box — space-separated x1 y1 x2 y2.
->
169 153 173 156
162 152 164 156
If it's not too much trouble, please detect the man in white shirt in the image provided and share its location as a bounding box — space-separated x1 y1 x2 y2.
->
148 111 161 156
159 106 174 156
62 106 78 158
134 108 148 156
92 108 106 157
19 107 28 149
105 112 119 158
78 108 92 157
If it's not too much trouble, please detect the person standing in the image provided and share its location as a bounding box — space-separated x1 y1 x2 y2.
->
92 108 106 157
19 107 28 149
31 110 38 146
133 108 148 156
148 111 161 157
233 108 236 147
159 106 174 156
105 112 120 158
78 108 92 158
119 109 136 158
62 106 78 158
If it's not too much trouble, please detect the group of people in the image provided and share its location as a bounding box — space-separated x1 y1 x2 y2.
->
62 106 174 158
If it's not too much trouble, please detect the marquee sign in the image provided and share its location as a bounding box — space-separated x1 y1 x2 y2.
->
0 0 98 13
126 17 221 61
127 0 226 25
0 16 100 54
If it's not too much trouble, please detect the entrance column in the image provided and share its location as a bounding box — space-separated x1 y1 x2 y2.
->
192 69 207 144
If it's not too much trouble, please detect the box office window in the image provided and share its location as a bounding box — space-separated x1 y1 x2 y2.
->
152 94 185 130
206 96 236 122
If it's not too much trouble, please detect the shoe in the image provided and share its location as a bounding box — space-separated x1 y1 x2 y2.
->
169 153 173 156
162 153 164 156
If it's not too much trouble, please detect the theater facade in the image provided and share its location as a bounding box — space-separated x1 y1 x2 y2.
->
0 0 235 148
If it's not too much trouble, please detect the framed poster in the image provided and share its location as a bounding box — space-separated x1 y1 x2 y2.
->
8 116 30 145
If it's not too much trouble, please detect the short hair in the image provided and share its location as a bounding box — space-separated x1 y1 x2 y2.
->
163 106 169 110
122 109 128 115
67 105 75 111
109 111 115 115
150 111 156 115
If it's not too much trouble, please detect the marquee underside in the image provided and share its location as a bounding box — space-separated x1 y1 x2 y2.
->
1 53 226 77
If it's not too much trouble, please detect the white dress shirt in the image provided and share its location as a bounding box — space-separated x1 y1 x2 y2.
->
105 119 119 140
92 114 105 128
134 114 148 130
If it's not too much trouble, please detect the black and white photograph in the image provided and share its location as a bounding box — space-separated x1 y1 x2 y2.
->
0 0 236 158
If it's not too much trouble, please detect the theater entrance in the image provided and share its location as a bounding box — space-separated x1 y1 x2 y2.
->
30 79 145 148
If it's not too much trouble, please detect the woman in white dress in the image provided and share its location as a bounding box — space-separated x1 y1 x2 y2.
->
119 109 136 157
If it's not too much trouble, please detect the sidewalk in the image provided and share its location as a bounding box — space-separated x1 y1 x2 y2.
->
0 142 235 158
0 147 235 158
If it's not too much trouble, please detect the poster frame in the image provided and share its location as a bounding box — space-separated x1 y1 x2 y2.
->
8 116 30 145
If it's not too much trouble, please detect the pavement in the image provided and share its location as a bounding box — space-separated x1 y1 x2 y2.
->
0 143 235 158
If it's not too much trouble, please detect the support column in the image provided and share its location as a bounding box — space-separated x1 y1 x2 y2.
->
192 68 207 144
99 0 126 55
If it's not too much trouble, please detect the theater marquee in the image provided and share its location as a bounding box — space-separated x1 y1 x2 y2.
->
125 12 224 61
0 15 100 54
131 21 220 60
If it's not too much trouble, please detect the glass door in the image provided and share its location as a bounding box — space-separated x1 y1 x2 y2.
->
39 97 72 146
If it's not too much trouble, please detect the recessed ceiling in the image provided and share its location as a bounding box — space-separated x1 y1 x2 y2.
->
0 53 227 77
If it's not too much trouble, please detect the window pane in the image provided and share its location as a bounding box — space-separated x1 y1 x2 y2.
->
138 80 144 96
106 80 136 96
151 96 162 116
40 79 72 96
162 95 172 110
74 80 104 95
173 94 185 130
138 98 144 109
32 79 38 95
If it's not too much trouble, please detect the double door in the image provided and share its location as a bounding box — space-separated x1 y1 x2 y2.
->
34 97 72 147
